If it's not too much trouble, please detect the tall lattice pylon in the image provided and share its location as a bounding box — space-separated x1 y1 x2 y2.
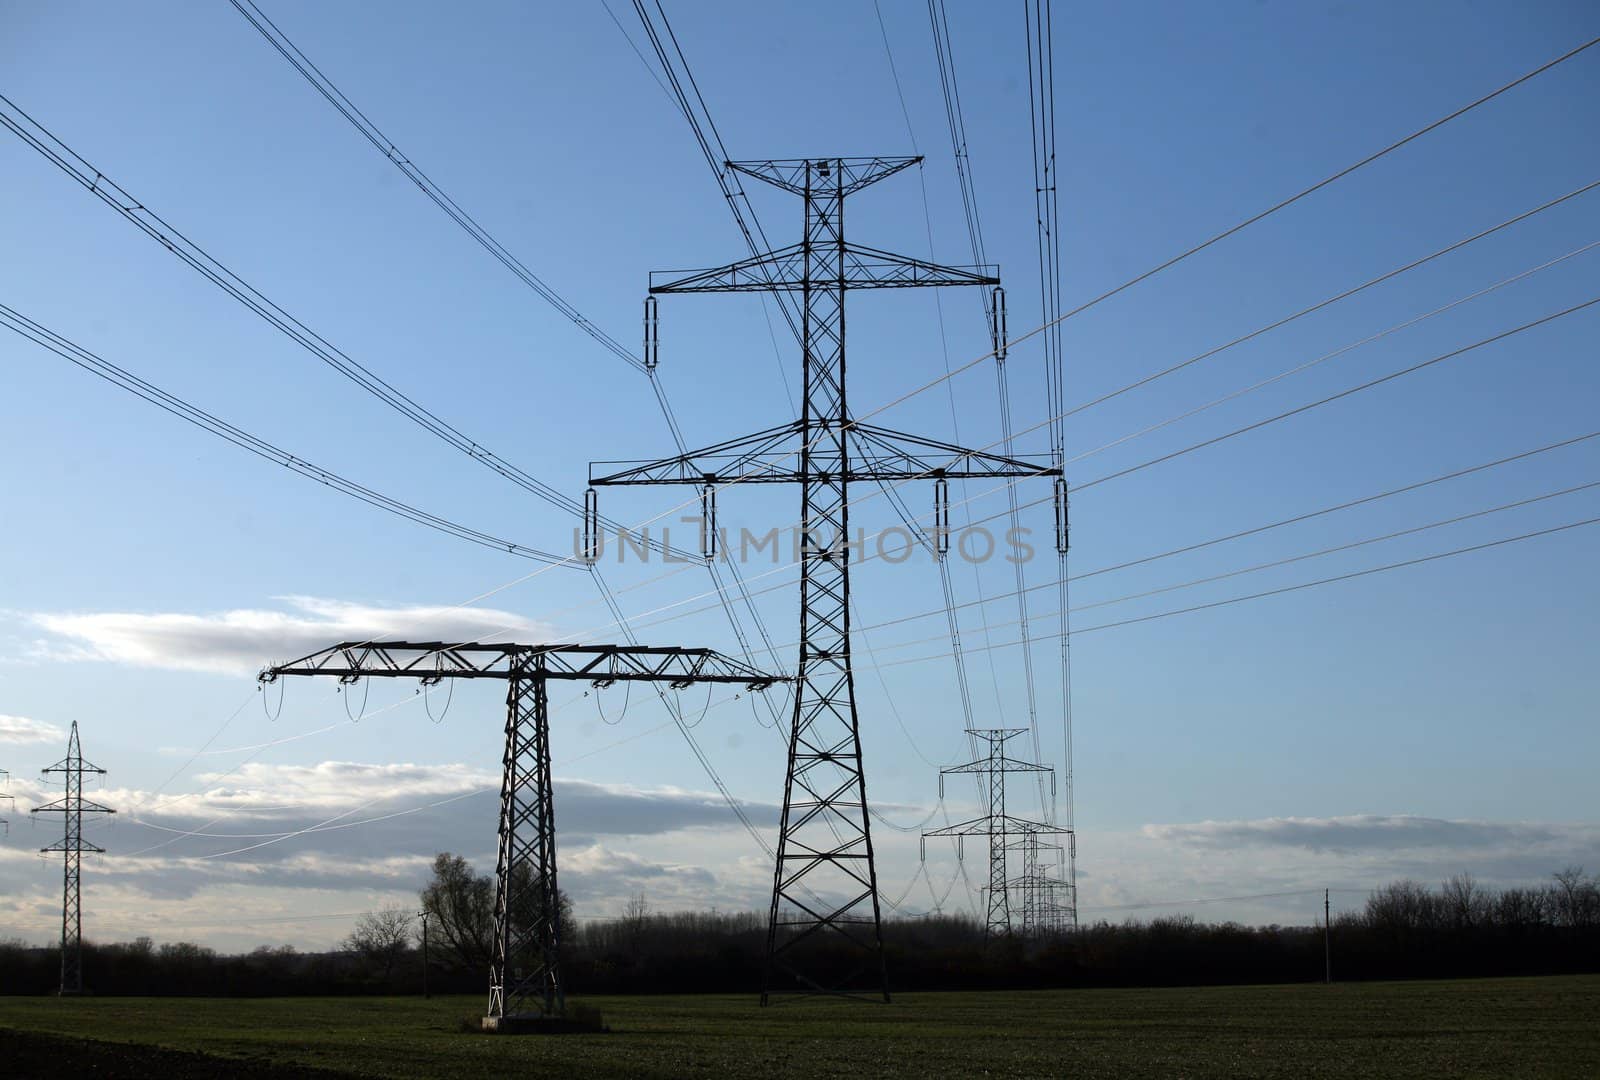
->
590 156 1062 1001
922 728 1067 938
32 721 114 995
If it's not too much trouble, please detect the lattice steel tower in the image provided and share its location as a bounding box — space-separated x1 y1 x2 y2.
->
261 641 783 1024
590 157 1061 999
32 720 114 995
922 728 1068 938
0 769 14 834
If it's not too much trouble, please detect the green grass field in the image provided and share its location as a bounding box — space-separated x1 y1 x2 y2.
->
2 975 1597 1079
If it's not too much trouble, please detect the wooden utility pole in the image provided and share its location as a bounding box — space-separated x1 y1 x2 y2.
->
418 908 430 999
1324 888 1332 984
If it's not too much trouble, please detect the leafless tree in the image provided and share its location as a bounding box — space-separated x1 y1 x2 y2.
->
345 903 413 981
1441 873 1486 929
1552 866 1600 928
622 891 650 957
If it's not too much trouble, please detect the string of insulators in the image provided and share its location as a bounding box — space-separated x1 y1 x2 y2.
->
700 480 717 561
1053 477 1070 555
991 286 1007 362
582 487 600 563
934 474 951 558
643 295 659 371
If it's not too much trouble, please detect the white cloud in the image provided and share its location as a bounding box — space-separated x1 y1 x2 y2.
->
0 761 780 908
27 596 552 676
0 713 63 745
1141 814 1577 855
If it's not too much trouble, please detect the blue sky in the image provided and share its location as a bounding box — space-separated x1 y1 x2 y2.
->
1 0 1597 948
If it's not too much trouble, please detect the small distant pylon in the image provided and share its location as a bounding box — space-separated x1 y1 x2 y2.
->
921 728 1070 938
32 721 114 995
1007 833 1073 938
0 769 14 834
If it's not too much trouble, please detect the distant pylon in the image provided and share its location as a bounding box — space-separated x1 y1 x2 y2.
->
921 728 1068 938
32 721 114 995
1006 833 1072 938
0 769 14 834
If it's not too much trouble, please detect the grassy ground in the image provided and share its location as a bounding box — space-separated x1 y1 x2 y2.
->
1 975 1597 1079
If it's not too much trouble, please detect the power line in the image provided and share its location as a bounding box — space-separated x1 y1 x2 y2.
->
0 302 568 564
850 480 1600 655
869 514 1600 668
867 35 1600 422
919 0 1056 834
876 0 1020 919
1052 34 1600 327
857 431 1600 638
0 93 586 519
226 0 646 375
1049 179 1600 429
1058 239 1600 469
1074 296 1600 493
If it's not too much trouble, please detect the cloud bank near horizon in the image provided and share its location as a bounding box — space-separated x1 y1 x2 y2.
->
23 596 554 676
6 755 1598 953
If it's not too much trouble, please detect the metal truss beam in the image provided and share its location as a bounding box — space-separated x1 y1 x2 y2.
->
726 156 920 197
650 242 997 294
591 422 1054 487
261 641 782 690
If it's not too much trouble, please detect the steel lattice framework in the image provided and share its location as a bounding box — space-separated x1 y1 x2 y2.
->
1008 833 1073 938
0 770 13 834
921 728 1069 938
590 156 1061 1001
261 641 783 1022
32 721 114 995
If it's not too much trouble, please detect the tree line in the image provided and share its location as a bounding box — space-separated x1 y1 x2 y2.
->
1 857 1595 996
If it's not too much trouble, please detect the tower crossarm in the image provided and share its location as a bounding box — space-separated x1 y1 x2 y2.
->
259 641 787 690
650 242 995 294
940 757 1055 776
726 156 921 196
850 424 1058 481
591 422 804 486
923 815 1070 839
590 421 1056 488
32 796 115 818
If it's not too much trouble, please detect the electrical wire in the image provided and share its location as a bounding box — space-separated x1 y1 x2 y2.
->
868 514 1600 670
0 303 569 565
1073 295 1600 494
846 480 1600 656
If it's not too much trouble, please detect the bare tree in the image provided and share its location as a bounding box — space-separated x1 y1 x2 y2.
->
345 903 413 982
1441 873 1485 929
623 891 650 958
1552 866 1600 929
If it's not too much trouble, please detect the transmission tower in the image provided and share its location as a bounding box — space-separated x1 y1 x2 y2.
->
589 156 1062 1001
1007 833 1072 938
31 721 114 995
261 641 783 1027
921 728 1068 938
0 769 14 833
